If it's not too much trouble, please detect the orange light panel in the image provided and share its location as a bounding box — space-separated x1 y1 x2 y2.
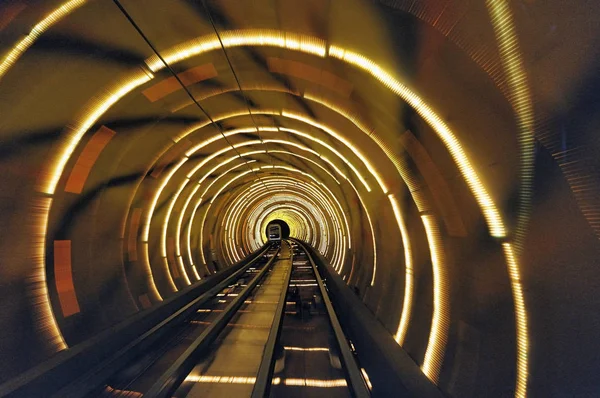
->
64 126 115 194
142 63 217 102
53 240 80 317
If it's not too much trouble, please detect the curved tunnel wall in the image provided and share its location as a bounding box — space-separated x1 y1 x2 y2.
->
0 1 599 397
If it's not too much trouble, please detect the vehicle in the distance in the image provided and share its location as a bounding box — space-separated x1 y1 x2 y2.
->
267 224 282 242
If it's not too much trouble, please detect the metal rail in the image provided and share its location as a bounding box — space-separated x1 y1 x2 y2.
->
49 245 273 398
144 246 281 397
251 241 294 398
294 240 371 398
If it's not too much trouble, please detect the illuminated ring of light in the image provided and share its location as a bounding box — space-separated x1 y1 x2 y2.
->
235 192 323 256
146 31 502 236
234 183 334 255
164 151 264 283
128 108 373 307
189 159 258 273
13 8 530 392
216 148 348 252
238 182 337 257
144 122 361 287
218 180 325 260
192 159 342 262
244 178 343 254
202 168 346 269
185 165 347 271
167 91 393 286
142 124 359 293
256 204 315 242
174 146 349 275
252 198 325 247
182 121 374 193
260 207 315 244
204 172 344 269
224 188 328 259
259 206 314 246
234 179 338 260
233 176 340 267
179 113 381 193
166 139 347 275
226 195 317 261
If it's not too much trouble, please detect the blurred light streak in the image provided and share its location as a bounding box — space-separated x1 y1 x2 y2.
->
185 375 346 388
502 242 529 398
283 111 387 193
284 346 329 352
329 48 505 240
277 378 347 387
230 176 336 256
486 3 532 394
0 0 87 81
420 215 449 383
389 194 414 345
486 0 535 248
361 368 373 391
30 197 67 351
140 242 167 299
146 30 326 72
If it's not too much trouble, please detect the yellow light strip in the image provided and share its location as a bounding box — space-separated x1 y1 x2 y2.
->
32 197 68 350
140 242 165 299
228 176 337 256
196 165 255 265
185 375 256 384
185 375 347 388
347 181 376 284
169 111 375 195
175 185 200 256
43 70 152 195
361 368 373 391
303 92 374 135
0 0 88 81
253 173 349 244
143 156 188 241
486 0 535 248
502 242 529 398
279 126 371 192
420 215 449 383
254 178 337 254
175 149 264 259
329 45 505 238
160 177 191 285
226 181 328 253
486 4 533 393
276 378 347 387
146 30 326 72
283 111 388 193
186 196 203 266
389 194 414 345
268 150 341 184
258 204 319 242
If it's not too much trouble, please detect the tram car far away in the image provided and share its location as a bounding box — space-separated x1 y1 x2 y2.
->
268 224 282 242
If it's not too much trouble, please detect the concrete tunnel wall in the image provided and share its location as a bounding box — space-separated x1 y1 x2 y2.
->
0 1 599 397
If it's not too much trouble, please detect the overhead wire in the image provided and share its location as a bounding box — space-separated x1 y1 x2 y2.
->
201 0 278 172
111 0 272 194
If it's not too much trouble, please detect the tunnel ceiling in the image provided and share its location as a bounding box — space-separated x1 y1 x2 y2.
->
1 1 600 397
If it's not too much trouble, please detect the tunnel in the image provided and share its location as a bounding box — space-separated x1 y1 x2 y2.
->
0 0 599 397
